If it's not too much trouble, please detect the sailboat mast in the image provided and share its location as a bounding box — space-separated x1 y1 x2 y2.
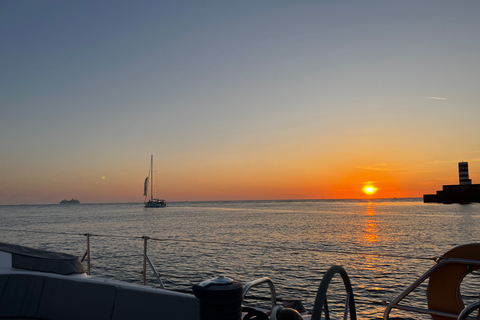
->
150 155 154 201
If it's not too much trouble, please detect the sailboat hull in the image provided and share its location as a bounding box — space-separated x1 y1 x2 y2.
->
144 199 166 208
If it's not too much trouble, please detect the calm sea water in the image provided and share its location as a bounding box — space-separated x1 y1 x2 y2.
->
1 199 479 319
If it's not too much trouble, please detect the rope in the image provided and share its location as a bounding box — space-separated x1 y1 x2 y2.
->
147 237 436 261
0 228 436 261
0 228 142 239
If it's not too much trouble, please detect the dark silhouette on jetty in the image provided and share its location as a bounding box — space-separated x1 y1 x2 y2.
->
424 162 480 204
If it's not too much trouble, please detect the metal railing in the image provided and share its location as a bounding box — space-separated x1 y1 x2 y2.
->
383 258 480 320
80 233 91 275
7 228 480 320
311 265 357 320
457 301 480 320
242 277 277 310
80 234 165 288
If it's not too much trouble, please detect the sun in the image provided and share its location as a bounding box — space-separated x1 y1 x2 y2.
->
362 185 378 195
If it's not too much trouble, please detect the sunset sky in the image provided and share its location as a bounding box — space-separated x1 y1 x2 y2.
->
1 1 480 205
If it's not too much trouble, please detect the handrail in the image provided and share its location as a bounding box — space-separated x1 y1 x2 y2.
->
384 258 480 319
311 265 357 320
242 277 277 310
457 301 480 320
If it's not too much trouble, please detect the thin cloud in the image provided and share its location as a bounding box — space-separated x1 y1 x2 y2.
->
426 96 447 100
426 160 457 165
356 163 405 172
427 159 480 165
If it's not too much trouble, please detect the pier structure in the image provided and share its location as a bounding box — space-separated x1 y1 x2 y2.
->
424 162 480 204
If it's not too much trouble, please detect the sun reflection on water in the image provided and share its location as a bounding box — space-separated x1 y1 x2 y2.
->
363 202 379 244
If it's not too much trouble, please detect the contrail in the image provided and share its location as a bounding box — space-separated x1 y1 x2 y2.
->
426 96 447 100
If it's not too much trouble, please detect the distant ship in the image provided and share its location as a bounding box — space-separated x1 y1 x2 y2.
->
60 199 80 204
424 162 480 204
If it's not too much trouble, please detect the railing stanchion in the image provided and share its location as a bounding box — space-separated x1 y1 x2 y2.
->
85 233 91 275
143 236 149 285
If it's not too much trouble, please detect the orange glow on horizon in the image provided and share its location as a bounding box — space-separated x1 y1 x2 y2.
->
2 150 447 205
328 159 415 199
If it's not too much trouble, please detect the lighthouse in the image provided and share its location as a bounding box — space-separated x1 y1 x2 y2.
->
458 162 472 185
424 161 480 204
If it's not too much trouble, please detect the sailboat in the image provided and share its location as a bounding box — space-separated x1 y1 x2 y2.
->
144 155 166 208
